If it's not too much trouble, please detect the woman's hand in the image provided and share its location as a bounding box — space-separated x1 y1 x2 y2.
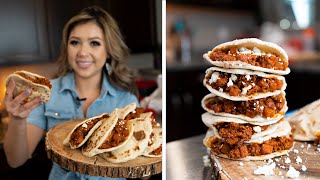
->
4 79 43 120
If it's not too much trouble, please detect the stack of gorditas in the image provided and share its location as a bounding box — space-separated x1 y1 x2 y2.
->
201 38 294 160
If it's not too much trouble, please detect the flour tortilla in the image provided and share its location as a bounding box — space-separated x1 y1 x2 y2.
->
5 70 52 102
203 130 293 161
286 98 320 141
143 127 162 157
203 38 290 75
203 66 286 101
82 103 136 157
100 112 154 163
202 113 291 143
201 93 288 123
63 113 108 149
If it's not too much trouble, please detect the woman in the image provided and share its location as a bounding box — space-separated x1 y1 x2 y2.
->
4 6 138 180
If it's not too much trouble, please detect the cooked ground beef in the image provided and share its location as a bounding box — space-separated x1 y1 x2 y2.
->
215 122 269 145
208 48 288 71
207 135 294 159
149 144 162 156
69 114 109 147
205 72 283 97
125 108 157 127
205 94 285 118
16 72 52 89
99 119 129 149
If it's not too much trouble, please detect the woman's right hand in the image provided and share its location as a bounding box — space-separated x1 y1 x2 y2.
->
4 79 43 120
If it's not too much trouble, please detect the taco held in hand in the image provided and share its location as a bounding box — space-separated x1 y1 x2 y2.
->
201 38 293 161
5 70 52 103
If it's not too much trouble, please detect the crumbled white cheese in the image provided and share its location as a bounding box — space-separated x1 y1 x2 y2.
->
253 126 262 133
238 47 251 54
227 78 233 87
253 162 276 175
241 85 252 95
260 106 265 110
253 47 262 55
239 162 244 166
293 149 299 154
296 156 302 164
219 88 224 92
202 155 211 167
209 72 220 84
286 165 300 178
274 158 280 162
245 74 251 81
301 144 305 148
231 74 237 82
307 144 311 149
301 165 307 171
284 157 291 164
81 123 88 128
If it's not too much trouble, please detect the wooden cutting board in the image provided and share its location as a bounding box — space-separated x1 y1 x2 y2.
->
210 141 320 180
45 120 162 178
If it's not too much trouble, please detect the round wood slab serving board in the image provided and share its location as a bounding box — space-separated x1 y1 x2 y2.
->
45 120 162 178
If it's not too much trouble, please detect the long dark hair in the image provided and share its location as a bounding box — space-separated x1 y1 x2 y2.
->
56 6 138 96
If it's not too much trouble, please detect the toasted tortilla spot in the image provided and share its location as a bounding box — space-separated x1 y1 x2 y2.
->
134 130 146 141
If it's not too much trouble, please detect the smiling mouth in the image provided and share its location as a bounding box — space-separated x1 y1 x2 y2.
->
76 61 93 68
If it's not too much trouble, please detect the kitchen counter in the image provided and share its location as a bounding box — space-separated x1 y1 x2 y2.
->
166 134 214 180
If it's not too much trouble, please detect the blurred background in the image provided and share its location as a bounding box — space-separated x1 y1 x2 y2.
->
167 0 320 142
0 0 162 179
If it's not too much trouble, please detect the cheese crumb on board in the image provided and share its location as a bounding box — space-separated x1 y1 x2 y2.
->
301 165 307 171
253 162 276 175
296 156 302 164
202 155 211 167
239 162 244 166
284 157 291 164
286 165 300 178
293 149 299 154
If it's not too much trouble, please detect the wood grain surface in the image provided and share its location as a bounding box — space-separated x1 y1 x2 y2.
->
210 141 320 180
45 120 162 178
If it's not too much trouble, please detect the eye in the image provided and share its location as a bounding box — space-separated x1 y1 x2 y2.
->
69 40 79 46
90 41 101 47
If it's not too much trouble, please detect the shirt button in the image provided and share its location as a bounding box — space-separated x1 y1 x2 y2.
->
54 113 60 117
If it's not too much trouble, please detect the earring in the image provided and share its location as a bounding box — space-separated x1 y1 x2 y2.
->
105 62 112 75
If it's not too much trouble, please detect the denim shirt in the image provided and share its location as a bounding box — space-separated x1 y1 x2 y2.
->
27 72 139 180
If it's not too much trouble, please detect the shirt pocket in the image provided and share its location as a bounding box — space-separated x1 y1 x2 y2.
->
45 111 74 120
44 111 74 129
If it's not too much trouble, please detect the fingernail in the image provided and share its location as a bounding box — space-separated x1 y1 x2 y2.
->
40 101 45 105
36 97 41 101
25 89 31 95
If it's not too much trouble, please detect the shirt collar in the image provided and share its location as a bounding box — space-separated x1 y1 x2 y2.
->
58 72 117 97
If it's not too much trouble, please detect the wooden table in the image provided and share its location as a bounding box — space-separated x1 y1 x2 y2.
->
167 134 320 180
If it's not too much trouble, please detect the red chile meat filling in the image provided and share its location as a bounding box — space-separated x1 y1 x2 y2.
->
149 144 162 156
208 135 294 159
69 114 109 146
16 72 52 89
205 72 283 97
215 122 269 145
98 119 129 149
208 47 288 71
125 108 157 127
205 94 285 118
